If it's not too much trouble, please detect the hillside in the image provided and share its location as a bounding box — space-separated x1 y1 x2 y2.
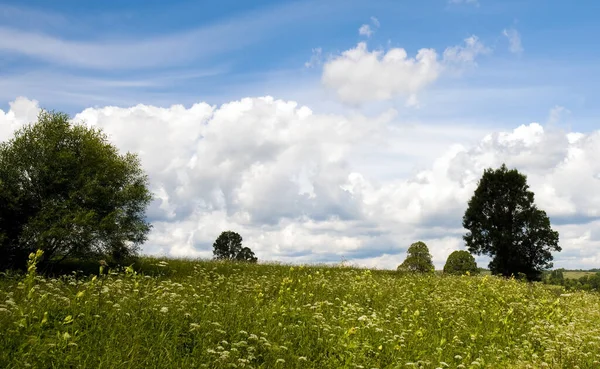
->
1 257 600 368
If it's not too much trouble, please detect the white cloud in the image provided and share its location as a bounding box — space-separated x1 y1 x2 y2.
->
321 42 441 105
442 36 490 65
304 48 323 68
2 97 600 270
359 16 380 38
359 24 373 37
503 28 523 54
370 17 380 28
321 36 489 105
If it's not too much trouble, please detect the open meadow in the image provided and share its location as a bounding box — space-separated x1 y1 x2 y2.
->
2 257 600 369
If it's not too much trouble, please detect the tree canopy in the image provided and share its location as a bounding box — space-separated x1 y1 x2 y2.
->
443 250 479 275
0 111 152 270
462 163 560 281
212 231 257 263
398 241 435 274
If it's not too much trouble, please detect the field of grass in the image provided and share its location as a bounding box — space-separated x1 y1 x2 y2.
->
2 256 600 369
563 271 597 280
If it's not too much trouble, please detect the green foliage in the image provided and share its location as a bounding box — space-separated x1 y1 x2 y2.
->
443 250 479 275
212 231 257 263
547 268 565 285
398 241 434 274
1 257 600 368
0 110 152 270
462 163 560 281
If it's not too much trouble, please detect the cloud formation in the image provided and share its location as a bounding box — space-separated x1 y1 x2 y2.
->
321 36 489 106
503 28 523 54
1 97 599 270
358 17 380 38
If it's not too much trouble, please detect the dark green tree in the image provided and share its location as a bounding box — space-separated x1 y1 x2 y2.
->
443 250 479 275
236 247 258 263
212 231 257 263
547 268 565 285
462 163 560 281
397 241 434 274
0 111 153 270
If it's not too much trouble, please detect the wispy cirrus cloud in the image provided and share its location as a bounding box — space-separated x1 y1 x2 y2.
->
0 0 344 70
503 27 523 54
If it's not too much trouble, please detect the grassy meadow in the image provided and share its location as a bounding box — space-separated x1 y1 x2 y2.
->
563 271 597 280
2 256 600 369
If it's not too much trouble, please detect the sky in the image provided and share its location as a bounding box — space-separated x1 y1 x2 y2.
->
1 0 600 270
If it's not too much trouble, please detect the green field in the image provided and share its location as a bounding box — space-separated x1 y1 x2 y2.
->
2 257 600 369
563 271 597 280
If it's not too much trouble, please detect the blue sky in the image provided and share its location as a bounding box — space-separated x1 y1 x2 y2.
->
1 0 600 269
1 0 599 131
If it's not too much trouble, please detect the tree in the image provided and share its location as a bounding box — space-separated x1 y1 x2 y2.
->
0 111 152 270
397 241 434 273
546 268 565 285
212 231 257 263
462 163 560 281
443 250 479 275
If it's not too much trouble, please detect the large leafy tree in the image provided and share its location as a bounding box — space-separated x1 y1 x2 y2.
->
443 250 479 275
397 241 435 274
212 231 257 263
462 163 560 281
0 111 152 270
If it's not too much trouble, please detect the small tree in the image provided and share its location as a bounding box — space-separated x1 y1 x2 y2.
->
463 163 560 281
212 231 257 263
547 268 565 285
443 250 479 275
398 241 434 273
0 111 152 270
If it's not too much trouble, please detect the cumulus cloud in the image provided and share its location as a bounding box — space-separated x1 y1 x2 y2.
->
321 42 441 106
321 36 489 106
1 98 599 270
503 28 523 54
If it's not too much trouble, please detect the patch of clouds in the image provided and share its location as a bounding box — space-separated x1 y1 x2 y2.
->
359 24 374 37
503 27 523 54
358 16 380 38
442 36 490 66
2 98 600 270
0 1 338 70
304 48 323 68
321 36 489 106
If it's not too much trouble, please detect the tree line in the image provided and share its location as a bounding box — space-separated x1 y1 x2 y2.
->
0 111 564 281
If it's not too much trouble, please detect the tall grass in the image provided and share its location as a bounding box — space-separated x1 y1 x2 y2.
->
1 255 599 368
